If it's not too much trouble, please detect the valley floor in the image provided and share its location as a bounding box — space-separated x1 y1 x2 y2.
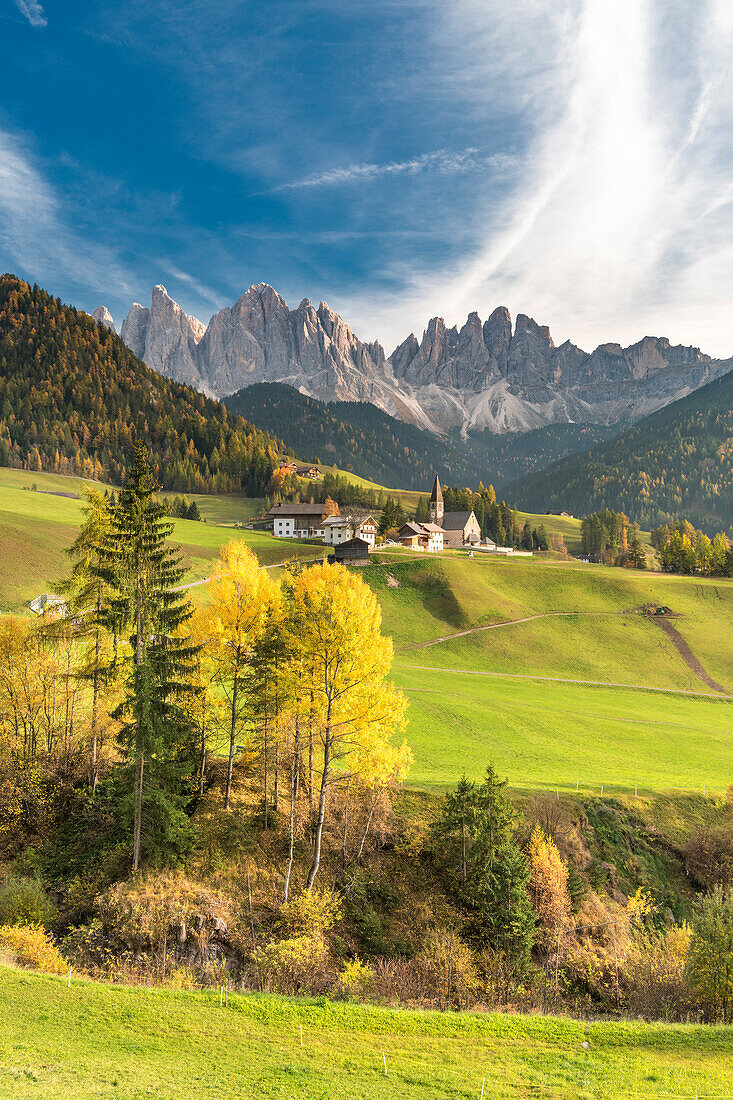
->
2 967 733 1099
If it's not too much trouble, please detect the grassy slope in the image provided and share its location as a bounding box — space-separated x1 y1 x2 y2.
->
363 556 733 793
3 968 733 1100
0 468 323 611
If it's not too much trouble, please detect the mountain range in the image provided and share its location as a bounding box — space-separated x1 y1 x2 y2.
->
97 284 733 435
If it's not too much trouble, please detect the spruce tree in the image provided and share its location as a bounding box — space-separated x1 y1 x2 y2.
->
106 445 198 871
436 764 535 982
62 488 117 789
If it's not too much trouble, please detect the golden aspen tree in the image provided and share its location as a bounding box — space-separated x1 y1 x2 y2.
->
287 562 408 889
526 825 571 942
208 540 280 809
186 606 226 798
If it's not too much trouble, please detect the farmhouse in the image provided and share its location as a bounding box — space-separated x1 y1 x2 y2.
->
429 475 481 548
268 501 332 539
324 512 378 546
398 521 444 552
296 465 320 480
278 459 298 473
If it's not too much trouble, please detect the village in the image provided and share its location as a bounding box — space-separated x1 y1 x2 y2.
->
268 471 533 563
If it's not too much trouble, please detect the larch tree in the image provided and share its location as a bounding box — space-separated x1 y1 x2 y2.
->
207 539 280 810
287 562 408 890
105 445 198 871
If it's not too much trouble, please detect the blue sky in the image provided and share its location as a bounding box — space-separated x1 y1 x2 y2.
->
3 0 733 356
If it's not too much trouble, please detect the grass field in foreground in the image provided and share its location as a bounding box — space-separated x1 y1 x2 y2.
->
3 968 733 1099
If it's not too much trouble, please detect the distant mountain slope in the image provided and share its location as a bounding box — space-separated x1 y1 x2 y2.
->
506 369 733 531
225 382 617 490
105 282 733 434
0 275 281 494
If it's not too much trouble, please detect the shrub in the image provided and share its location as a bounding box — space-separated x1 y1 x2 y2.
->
254 934 332 995
625 925 693 1021
337 956 374 999
684 826 733 889
687 885 733 1022
0 876 56 929
278 889 343 938
421 928 479 1008
0 924 66 974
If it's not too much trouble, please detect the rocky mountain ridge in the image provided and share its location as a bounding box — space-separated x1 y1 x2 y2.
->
98 284 733 434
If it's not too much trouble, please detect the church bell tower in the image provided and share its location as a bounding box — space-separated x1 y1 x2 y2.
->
429 473 444 526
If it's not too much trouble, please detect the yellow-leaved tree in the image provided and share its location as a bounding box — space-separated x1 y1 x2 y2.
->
288 562 409 889
207 540 281 808
526 825 571 944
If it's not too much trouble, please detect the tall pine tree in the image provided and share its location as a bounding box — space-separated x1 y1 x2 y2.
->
106 446 198 871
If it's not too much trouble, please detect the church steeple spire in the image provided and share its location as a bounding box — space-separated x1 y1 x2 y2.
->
429 473 444 525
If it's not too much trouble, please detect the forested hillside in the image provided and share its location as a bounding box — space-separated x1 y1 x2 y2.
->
0 275 282 494
226 382 616 490
507 369 733 532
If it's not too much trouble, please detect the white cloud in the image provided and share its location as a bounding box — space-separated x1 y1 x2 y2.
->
14 0 47 27
268 149 511 193
0 130 130 296
336 0 733 359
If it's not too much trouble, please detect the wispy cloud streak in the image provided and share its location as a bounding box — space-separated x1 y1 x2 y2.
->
0 130 130 296
268 149 511 193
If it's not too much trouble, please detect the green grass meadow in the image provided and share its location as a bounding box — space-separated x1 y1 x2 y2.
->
3 469 733 797
0 468 324 610
2 967 733 1099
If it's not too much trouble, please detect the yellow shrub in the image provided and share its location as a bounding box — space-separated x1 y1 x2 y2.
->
338 956 374 998
0 924 66 974
254 934 331 994
279 889 343 938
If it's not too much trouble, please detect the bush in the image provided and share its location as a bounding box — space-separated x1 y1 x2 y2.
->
254 934 332 995
687 885 733 1022
278 889 342 938
337 956 374 999
684 826 733 889
0 876 56 929
624 926 694 1020
0 924 66 974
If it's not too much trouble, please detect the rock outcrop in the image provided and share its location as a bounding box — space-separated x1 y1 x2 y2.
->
120 285 206 391
91 306 116 333
111 284 733 434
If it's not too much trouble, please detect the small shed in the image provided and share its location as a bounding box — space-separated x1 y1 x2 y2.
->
333 537 371 565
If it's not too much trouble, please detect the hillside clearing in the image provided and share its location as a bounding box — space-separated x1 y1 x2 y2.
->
2 968 733 1099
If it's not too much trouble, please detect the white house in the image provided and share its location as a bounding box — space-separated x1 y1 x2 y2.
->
30 593 68 617
268 502 331 539
398 521 444 552
324 512 378 547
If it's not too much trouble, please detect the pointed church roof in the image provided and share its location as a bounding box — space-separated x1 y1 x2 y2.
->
430 474 443 505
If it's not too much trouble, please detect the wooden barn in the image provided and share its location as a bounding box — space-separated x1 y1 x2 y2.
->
331 537 371 565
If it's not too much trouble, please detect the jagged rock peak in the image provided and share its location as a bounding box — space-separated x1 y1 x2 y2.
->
91 306 116 333
114 281 733 436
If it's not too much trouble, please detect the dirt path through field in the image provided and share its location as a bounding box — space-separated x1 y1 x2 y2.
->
404 611 628 650
398 663 733 700
651 616 730 694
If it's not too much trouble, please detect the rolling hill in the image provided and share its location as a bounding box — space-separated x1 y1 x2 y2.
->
225 382 616 491
506 368 733 532
4 469 731 796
